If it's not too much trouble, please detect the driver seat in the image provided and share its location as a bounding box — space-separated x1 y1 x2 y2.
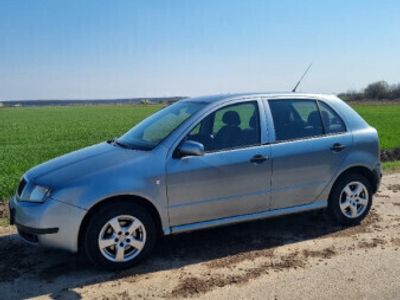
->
214 111 242 149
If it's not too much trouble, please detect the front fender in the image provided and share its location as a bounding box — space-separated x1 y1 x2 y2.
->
50 157 169 231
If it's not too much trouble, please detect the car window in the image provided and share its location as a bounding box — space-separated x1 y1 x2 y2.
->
292 102 318 122
142 107 192 142
269 99 323 141
212 103 257 134
187 101 261 152
119 101 205 150
318 101 346 134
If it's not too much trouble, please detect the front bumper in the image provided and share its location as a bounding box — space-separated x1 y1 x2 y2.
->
9 196 86 252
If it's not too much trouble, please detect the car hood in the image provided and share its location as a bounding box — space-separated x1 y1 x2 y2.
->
25 142 149 188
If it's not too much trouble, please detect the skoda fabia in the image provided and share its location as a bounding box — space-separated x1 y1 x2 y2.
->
9 93 381 270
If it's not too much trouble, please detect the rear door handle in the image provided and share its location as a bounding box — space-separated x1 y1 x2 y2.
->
330 143 346 152
250 154 268 164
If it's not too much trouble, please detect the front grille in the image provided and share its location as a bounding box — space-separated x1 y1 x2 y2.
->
17 178 27 197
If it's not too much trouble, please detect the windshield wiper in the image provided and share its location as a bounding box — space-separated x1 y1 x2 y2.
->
107 137 153 151
106 138 115 144
107 137 149 151
107 137 129 149
116 140 132 149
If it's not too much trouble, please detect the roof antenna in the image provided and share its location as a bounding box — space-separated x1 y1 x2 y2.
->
292 63 312 92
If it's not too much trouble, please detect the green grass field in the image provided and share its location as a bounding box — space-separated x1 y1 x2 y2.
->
1 103 399 201
0 105 162 200
351 104 400 150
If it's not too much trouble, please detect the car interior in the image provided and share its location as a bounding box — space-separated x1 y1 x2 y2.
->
269 100 346 141
187 105 261 151
186 100 346 150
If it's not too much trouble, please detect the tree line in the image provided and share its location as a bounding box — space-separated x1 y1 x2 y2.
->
338 81 400 101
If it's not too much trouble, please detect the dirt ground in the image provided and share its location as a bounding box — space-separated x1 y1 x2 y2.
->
1 174 400 300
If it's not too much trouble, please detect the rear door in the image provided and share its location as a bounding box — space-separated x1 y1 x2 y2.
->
166 100 272 226
266 98 352 210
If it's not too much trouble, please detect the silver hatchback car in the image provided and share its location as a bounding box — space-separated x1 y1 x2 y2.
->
9 93 381 270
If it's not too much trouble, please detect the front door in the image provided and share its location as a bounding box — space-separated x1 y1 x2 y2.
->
166 100 271 226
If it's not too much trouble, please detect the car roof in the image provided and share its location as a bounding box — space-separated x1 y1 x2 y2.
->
182 92 337 104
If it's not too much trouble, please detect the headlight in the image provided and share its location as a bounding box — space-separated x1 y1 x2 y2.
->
21 184 50 203
29 185 50 202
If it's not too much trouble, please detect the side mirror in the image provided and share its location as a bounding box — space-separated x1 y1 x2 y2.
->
178 140 205 157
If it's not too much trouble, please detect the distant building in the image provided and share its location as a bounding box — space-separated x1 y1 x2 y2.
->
140 99 151 104
0 102 3 107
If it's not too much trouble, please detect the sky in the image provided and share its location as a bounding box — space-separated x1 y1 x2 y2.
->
1 0 399 100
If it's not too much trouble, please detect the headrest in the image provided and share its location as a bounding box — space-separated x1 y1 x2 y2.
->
222 111 241 126
307 111 322 127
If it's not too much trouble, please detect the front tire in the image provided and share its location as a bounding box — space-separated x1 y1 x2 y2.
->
83 202 157 270
328 173 373 225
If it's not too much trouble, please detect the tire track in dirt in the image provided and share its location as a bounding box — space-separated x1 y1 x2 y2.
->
166 210 386 298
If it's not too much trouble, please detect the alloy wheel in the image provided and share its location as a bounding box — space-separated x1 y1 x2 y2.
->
98 215 146 262
339 181 369 219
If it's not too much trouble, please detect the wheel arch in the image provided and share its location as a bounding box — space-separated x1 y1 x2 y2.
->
77 194 163 252
330 165 379 196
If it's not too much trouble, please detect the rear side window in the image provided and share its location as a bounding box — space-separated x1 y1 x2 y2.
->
269 100 323 141
318 101 346 134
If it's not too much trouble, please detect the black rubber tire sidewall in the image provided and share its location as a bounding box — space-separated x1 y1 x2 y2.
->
83 202 157 270
328 173 373 226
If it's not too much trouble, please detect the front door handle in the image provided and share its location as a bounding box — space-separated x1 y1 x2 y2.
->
250 154 268 164
330 143 346 152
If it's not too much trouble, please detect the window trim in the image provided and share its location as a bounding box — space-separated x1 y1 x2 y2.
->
315 100 326 135
174 100 263 156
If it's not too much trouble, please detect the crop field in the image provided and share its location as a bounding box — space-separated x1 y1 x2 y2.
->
1 103 399 201
351 103 400 150
0 105 162 200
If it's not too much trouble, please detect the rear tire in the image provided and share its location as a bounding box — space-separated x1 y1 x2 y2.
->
82 202 157 270
328 173 373 225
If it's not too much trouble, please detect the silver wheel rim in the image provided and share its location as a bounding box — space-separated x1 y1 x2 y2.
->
339 181 369 219
98 215 146 263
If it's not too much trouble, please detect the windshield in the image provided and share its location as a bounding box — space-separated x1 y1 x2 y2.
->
117 101 206 150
